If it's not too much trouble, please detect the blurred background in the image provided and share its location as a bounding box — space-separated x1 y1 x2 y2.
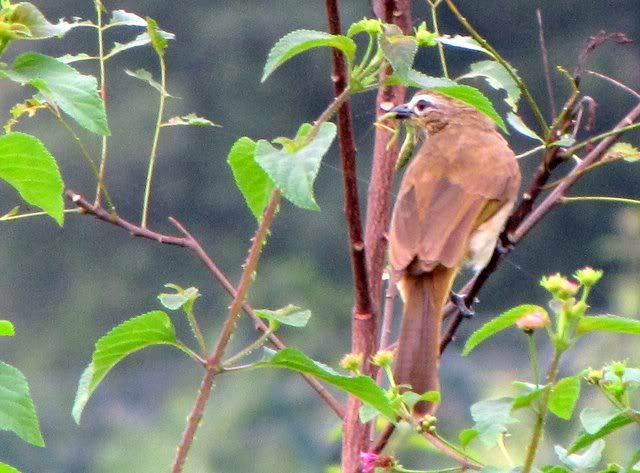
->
0 1 639 471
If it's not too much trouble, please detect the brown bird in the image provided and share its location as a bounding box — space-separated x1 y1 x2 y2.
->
388 90 521 416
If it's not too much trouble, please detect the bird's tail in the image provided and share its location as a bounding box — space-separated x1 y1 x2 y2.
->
393 266 456 416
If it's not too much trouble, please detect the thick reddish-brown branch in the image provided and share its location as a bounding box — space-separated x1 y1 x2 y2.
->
325 2 378 472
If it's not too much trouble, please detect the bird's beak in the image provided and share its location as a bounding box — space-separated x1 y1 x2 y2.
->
389 103 413 119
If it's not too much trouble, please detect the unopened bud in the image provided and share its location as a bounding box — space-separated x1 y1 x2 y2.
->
372 350 395 368
415 22 437 47
574 267 603 288
516 309 550 332
417 414 437 433
540 273 579 300
340 353 363 373
585 368 603 384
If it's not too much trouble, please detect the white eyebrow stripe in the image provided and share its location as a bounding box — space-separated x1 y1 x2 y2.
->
408 94 436 108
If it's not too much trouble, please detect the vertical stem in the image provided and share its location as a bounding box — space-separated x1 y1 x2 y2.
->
430 2 449 79
94 0 110 208
528 334 540 387
324 2 376 471
521 349 562 473
141 56 168 228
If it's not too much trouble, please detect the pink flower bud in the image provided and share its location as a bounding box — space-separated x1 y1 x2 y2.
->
516 309 550 331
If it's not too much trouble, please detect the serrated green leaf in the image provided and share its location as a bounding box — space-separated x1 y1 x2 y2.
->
7 2 89 39
262 30 356 82
162 113 220 128
109 10 147 27
507 112 543 142
459 428 479 448
433 85 507 132
227 137 275 219
570 411 635 452
72 311 182 423
0 320 14 336
470 398 517 447
146 17 167 56
0 462 20 473
254 305 311 328
577 315 640 336
549 376 581 420
256 347 395 420
463 305 545 355
512 381 548 409
106 30 175 60
0 362 44 447
0 132 64 225
460 60 521 111
580 407 621 434
542 466 570 473
255 122 336 211
556 440 604 470
379 24 417 81
1 53 109 135
437 35 492 55
57 53 94 64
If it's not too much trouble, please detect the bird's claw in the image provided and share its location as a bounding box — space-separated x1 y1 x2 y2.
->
450 292 476 319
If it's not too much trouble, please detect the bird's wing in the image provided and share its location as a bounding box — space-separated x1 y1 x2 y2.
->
389 126 519 274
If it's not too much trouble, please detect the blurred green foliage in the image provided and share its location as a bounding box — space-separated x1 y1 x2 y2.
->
0 1 639 472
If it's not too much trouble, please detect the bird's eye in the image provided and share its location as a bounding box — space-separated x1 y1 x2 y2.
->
414 99 430 113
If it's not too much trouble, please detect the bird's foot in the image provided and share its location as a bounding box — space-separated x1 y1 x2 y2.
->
450 292 477 319
497 234 515 255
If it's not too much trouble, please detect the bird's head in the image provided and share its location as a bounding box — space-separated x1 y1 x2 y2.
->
389 90 487 134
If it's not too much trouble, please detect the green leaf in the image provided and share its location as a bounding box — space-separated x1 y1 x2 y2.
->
542 466 570 473
227 137 275 219
106 31 175 59
578 315 640 336
256 347 395 420
158 285 200 311
262 30 356 82
124 68 168 95
470 398 518 447
570 411 635 452
72 311 182 423
0 132 64 225
346 18 382 38
1 53 109 135
0 320 15 336
0 462 20 473
255 122 337 211
162 113 220 128
627 449 640 472
57 53 94 64
7 2 88 39
254 305 311 328
146 17 167 56
437 35 492 55
512 381 547 409
400 390 440 411
358 403 379 423
385 69 455 89
433 85 507 132
605 142 640 162
108 10 147 27
463 305 545 355
556 440 605 470
459 428 479 449
549 376 581 420
0 362 44 447
507 112 543 142
379 24 418 81
460 60 521 111
580 407 621 434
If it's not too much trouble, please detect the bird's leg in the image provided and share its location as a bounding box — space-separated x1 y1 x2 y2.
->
450 292 477 319
497 233 515 255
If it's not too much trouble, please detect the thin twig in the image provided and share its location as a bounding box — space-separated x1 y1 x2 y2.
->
587 70 640 100
536 9 556 119
444 0 549 136
94 1 109 208
67 191 345 419
172 190 280 472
